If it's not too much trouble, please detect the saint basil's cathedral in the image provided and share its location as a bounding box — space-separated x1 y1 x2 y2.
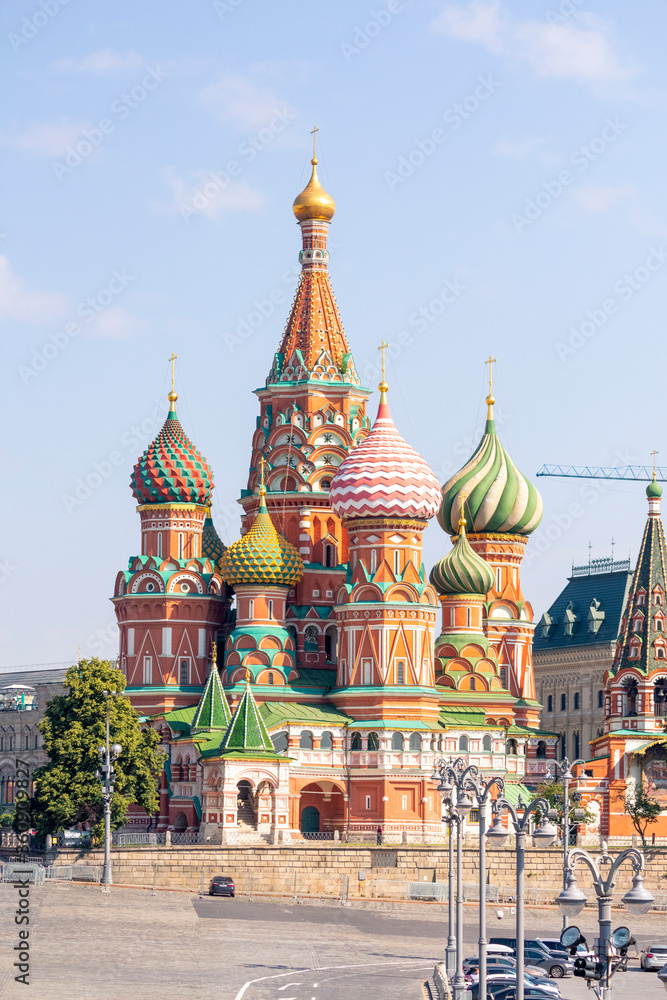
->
112 149 558 840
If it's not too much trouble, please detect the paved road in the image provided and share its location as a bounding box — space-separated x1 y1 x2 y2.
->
0 884 664 1000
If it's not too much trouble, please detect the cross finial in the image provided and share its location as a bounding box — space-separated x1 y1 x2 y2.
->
211 643 217 667
458 488 468 532
258 455 267 492
311 125 319 161
651 449 659 478
245 666 252 685
484 355 497 416
378 340 389 393
168 352 178 411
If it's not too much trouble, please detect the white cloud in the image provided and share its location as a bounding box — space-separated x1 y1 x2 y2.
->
570 182 634 213
153 167 265 222
0 256 69 323
494 134 555 162
431 1 633 83
199 73 296 130
88 306 142 338
2 120 89 158
52 49 144 73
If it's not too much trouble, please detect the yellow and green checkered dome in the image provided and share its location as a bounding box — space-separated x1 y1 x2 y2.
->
219 487 304 588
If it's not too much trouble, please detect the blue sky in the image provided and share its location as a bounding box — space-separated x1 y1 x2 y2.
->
2 0 667 667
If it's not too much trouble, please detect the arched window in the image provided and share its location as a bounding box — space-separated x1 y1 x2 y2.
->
156 532 162 558
560 693 567 711
624 678 638 716
368 732 380 750
268 599 273 619
655 678 667 716
391 732 404 751
249 599 255 621
459 735 469 752
597 689 604 708
573 731 580 759
396 661 405 684
466 607 472 628
394 550 400 575
574 692 580 710
178 532 184 559
536 740 547 759
304 625 319 650
483 734 492 752
409 732 422 752
370 549 377 574
506 738 518 755
324 625 337 663
547 695 553 712
500 667 507 688
350 732 362 751
496 567 502 590
272 731 288 753
268 672 274 685
470 676 476 691
324 544 333 568
320 731 333 750
299 731 313 749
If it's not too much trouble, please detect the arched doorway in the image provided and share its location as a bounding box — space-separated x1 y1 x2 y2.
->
301 805 320 833
237 780 252 801
236 780 256 829
173 811 188 832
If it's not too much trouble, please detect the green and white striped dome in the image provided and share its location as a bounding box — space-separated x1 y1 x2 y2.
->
438 407 542 536
430 520 495 596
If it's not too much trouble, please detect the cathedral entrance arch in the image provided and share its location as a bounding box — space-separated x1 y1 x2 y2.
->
173 811 188 832
297 780 345 834
301 805 320 833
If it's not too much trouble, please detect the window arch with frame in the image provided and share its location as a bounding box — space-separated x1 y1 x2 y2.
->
391 732 403 751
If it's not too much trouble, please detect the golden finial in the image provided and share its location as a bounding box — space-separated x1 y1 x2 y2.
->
458 489 468 534
484 354 496 419
378 340 389 396
168 352 178 412
258 455 267 496
245 666 252 685
651 450 659 479
211 643 217 667
311 124 319 162
292 130 336 222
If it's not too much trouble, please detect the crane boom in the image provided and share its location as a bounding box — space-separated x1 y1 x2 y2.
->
536 464 667 481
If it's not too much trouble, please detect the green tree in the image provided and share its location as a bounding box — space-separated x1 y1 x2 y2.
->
25 659 164 840
625 782 662 847
531 781 594 826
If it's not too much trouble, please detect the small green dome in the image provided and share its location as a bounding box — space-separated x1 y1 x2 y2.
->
201 508 225 566
647 477 663 499
430 519 495 596
219 489 304 588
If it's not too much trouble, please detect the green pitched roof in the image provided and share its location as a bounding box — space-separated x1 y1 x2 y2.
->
191 667 231 733
260 701 351 729
220 683 276 753
162 705 197 733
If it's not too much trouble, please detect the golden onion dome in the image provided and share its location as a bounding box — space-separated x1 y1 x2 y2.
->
292 157 336 222
218 487 304 588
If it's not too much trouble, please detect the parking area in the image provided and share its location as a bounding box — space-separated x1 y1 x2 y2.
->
0 882 664 1000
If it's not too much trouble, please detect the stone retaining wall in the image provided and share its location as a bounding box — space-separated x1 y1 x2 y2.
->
43 845 667 899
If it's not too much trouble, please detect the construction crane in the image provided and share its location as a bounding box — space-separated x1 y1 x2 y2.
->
537 454 665 482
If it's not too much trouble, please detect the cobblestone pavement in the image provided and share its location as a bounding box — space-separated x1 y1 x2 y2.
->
0 883 665 1000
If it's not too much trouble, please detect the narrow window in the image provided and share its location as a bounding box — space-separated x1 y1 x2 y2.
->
370 549 377 573
598 689 604 708
466 607 471 628
547 694 553 713
325 545 332 568
496 567 502 590
450 607 455 627
143 655 152 685
394 550 400 575
397 661 404 684
365 795 371 810
162 627 172 656
180 660 188 685
157 532 162 558
561 693 567 711
198 628 206 657
500 667 507 688
178 533 184 559
402 794 408 810
268 672 274 685
459 735 469 752
483 734 492 752
127 627 135 656
268 599 273 619
470 676 476 691
353 552 357 568
574 692 580 710
249 599 254 621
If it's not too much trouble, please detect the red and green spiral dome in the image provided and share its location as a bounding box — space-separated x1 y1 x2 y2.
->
131 407 214 505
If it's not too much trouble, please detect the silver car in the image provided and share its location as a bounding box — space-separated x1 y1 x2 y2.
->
641 945 667 971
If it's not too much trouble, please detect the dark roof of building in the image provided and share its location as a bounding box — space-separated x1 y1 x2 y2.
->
533 568 633 653
0 666 69 687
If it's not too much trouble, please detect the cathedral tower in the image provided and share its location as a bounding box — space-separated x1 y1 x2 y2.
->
240 137 372 672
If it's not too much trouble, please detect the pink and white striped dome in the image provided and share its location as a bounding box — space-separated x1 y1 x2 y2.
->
330 395 441 521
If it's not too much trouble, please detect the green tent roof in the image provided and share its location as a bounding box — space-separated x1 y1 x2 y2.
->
220 683 277 753
191 667 231 732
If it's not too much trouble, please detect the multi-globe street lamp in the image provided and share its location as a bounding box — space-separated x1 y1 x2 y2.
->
432 757 505 1000
549 756 587 928
96 689 121 891
555 844 654 998
485 793 558 1000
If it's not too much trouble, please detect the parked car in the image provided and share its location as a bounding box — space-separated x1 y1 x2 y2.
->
208 875 235 897
490 939 554 953
658 963 667 987
523 946 574 979
491 986 560 1000
463 956 556 988
641 945 667 971
468 972 560 999
538 938 595 960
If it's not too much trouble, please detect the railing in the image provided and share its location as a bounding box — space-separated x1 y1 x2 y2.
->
407 882 448 901
169 831 203 845
572 558 632 577
300 831 336 840
1 862 45 885
113 832 159 846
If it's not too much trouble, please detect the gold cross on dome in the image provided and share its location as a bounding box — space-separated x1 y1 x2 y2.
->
245 666 252 685
168 352 178 393
211 643 217 667
311 125 319 158
378 340 388 383
651 450 659 477
484 354 497 395
258 455 267 489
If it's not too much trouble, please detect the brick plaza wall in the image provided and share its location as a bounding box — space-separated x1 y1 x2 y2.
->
43 845 667 899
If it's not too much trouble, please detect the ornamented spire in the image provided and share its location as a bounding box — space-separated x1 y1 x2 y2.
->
330 366 441 521
438 362 542 536
201 505 226 567
267 135 360 386
219 682 276 754
131 358 213 505
191 658 231 733
430 506 495 596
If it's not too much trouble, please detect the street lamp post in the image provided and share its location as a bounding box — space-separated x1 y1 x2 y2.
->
551 756 586 929
443 800 457 977
97 689 122 892
432 757 505 1000
486 794 557 1000
555 844 654 999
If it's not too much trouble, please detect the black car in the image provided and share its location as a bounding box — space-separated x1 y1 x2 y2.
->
208 875 235 897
